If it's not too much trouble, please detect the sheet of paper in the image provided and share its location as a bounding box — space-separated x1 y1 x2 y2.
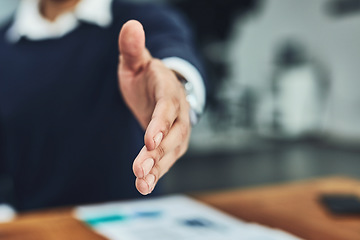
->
74 195 301 240
0 204 16 223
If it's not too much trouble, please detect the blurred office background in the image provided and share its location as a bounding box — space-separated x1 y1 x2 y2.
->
1 0 360 199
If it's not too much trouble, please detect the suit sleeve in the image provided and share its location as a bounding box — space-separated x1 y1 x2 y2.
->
139 5 204 75
132 4 207 116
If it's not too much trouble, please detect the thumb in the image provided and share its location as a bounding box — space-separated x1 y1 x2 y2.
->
119 20 151 72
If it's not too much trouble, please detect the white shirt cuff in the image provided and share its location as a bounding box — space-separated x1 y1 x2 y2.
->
162 57 206 116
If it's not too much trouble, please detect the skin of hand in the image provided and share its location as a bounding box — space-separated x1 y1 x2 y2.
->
118 20 192 195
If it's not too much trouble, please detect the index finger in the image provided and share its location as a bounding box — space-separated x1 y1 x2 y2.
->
144 96 180 151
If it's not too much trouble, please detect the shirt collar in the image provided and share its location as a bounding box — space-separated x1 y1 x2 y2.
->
6 0 113 43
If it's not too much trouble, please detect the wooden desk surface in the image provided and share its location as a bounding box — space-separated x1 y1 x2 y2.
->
1 177 360 240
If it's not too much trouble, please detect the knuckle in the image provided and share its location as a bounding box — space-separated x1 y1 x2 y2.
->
152 164 162 182
179 123 189 141
155 145 166 161
170 96 181 113
174 146 182 157
162 119 172 134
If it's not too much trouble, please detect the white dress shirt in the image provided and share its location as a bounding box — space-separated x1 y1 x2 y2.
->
6 0 206 122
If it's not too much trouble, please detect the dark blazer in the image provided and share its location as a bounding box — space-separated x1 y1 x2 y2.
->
0 0 204 211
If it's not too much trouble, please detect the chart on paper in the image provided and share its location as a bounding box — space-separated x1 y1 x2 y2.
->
75 195 301 240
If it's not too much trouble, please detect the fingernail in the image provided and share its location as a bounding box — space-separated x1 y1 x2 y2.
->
145 174 156 193
142 158 154 177
154 132 163 149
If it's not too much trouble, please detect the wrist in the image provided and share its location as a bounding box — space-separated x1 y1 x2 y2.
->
173 71 201 126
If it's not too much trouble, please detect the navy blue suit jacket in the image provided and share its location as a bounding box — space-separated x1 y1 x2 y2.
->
0 1 204 211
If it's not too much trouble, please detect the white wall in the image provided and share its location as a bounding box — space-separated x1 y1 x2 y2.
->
0 0 18 25
228 0 360 141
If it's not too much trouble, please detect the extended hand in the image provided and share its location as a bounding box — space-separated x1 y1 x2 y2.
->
118 20 191 195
